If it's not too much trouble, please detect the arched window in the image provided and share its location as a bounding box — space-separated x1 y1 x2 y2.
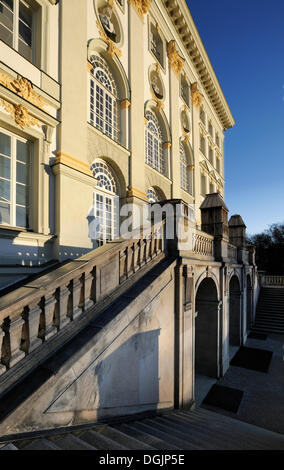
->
145 111 165 175
180 144 190 193
90 160 119 247
146 187 161 203
89 55 119 143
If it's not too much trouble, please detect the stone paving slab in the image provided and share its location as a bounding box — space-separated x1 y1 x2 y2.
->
202 333 284 435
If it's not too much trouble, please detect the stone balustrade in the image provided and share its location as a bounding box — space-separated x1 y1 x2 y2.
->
228 243 238 261
261 275 284 287
192 230 214 257
0 221 164 377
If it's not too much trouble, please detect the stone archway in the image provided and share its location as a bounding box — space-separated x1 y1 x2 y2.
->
229 275 241 346
195 277 220 378
246 275 252 331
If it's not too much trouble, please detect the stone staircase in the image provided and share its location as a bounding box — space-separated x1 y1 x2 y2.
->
254 287 284 334
1 408 284 450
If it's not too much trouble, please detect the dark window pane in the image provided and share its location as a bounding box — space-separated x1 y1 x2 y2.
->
1 0 13 11
16 161 27 184
0 131 11 156
19 19 31 45
16 183 27 205
0 178 10 201
0 23 12 45
0 201 10 225
0 2 13 30
18 38 32 61
16 205 27 228
0 155 11 179
16 140 28 163
19 1 32 27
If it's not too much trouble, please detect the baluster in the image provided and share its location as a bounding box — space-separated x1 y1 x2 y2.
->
0 326 6 375
84 267 96 310
140 239 146 266
119 248 127 283
133 241 140 272
71 276 84 320
22 302 43 354
127 244 134 276
2 315 25 368
54 285 71 330
40 293 57 341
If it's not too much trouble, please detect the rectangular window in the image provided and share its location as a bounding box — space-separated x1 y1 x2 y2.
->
0 128 32 229
0 0 35 63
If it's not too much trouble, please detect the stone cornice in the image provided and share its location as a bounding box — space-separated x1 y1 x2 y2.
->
162 0 235 131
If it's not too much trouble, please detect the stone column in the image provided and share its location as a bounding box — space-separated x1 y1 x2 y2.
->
128 1 147 203
174 263 195 409
168 49 182 198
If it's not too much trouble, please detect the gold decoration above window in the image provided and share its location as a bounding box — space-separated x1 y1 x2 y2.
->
128 0 151 19
0 72 45 109
191 82 203 108
167 40 184 76
96 20 122 58
1 100 40 129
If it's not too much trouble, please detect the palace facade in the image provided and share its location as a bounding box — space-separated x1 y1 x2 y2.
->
0 0 260 434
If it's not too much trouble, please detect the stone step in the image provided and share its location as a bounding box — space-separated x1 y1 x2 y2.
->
113 423 179 450
54 433 96 450
23 438 61 450
164 413 262 450
142 418 202 450
154 414 239 450
253 326 284 333
79 429 127 450
102 425 154 450
128 420 187 449
178 411 271 450
182 410 284 449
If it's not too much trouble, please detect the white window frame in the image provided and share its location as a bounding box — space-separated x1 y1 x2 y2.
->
0 127 33 229
89 55 120 144
0 0 35 62
94 189 117 246
145 111 165 176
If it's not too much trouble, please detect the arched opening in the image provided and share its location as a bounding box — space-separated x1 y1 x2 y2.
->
229 275 241 347
195 277 219 378
246 275 252 331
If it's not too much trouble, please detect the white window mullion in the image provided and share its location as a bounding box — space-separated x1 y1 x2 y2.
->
11 135 16 226
13 0 19 51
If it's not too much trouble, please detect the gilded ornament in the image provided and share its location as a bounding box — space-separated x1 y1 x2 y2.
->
96 20 122 58
1 100 40 129
128 0 151 19
167 40 184 76
191 82 203 107
0 72 45 109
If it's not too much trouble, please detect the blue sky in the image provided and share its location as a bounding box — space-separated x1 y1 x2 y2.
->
186 0 284 235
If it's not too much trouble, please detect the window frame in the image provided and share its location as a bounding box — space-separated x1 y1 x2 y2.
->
145 111 166 176
0 126 33 230
89 55 120 144
0 0 43 65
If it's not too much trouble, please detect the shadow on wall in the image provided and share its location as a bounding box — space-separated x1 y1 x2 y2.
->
45 329 161 420
95 330 161 419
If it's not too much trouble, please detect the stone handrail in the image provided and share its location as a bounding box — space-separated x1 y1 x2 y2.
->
228 243 238 261
261 275 284 287
0 221 164 376
193 229 214 257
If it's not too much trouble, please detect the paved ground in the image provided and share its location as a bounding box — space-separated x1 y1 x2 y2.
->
200 333 284 435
